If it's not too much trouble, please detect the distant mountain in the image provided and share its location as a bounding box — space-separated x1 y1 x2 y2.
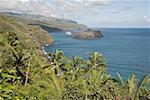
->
0 12 102 39
0 12 88 31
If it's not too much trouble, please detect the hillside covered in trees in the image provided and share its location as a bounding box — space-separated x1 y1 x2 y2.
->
0 14 150 100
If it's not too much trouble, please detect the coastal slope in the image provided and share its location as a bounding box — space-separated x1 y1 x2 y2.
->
0 14 53 46
0 12 88 31
1 12 103 39
0 14 53 65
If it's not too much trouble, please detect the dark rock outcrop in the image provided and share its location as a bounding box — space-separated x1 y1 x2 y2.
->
72 29 103 39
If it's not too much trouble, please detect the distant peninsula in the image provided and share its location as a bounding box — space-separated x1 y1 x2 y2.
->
0 12 103 39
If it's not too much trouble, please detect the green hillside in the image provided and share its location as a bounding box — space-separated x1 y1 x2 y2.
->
0 14 149 100
0 15 53 46
0 12 88 30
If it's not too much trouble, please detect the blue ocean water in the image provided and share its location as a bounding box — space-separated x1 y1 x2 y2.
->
45 28 150 79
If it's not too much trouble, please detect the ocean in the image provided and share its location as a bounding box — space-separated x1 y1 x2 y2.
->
45 28 150 79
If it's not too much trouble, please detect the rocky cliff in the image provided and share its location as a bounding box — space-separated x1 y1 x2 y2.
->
71 29 103 39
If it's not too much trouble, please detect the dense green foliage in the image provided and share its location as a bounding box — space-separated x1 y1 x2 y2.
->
0 15 149 100
0 34 149 99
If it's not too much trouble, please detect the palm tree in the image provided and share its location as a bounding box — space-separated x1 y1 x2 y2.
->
87 52 106 71
117 73 150 100
85 52 109 88
42 50 65 98
47 50 64 75
116 72 125 86
48 49 64 62
129 74 150 100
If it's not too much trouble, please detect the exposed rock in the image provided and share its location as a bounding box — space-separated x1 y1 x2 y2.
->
72 29 103 39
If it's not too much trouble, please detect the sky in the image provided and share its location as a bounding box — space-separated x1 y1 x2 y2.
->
0 0 149 28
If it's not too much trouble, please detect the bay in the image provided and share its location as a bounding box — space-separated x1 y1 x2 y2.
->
45 28 150 79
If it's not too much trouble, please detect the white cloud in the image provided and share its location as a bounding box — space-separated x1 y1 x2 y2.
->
143 16 150 23
0 0 112 19
74 0 111 6
110 6 132 14
0 0 148 28
18 0 30 2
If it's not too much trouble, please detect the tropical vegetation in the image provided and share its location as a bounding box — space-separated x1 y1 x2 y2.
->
0 14 149 100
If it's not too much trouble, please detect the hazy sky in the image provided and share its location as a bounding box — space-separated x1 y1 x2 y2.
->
0 0 149 28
